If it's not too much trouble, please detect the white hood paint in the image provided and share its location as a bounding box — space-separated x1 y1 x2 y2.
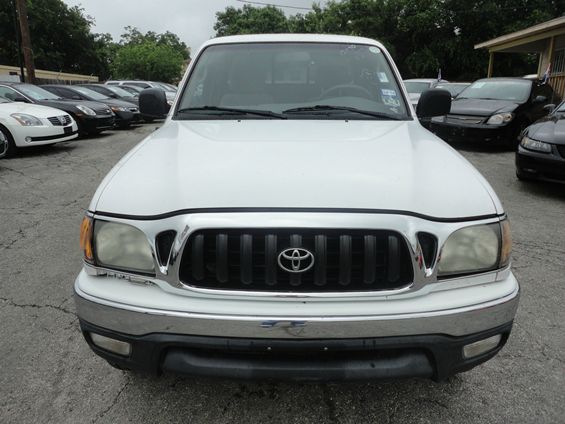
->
0 102 69 118
91 120 502 219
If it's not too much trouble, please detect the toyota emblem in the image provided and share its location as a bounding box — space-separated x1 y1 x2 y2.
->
277 248 315 273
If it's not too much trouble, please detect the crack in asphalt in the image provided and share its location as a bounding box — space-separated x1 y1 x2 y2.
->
322 386 339 424
0 297 75 317
92 379 130 424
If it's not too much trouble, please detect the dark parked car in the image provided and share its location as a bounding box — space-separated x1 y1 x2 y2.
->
516 100 565 183
80 84 139 105
41 85 140 128
435 82 470 99
429 78 560 148
0 83 114 136
120 85 143 96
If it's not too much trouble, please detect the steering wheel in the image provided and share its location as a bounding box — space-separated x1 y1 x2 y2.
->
320 84 373 100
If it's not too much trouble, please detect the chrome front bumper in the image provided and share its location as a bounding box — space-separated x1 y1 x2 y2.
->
75 276 519 340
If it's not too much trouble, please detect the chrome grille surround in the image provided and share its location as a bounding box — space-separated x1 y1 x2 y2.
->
83 210 507 298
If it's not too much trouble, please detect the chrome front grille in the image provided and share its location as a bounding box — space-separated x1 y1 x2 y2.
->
178 229 414 292
47 115 72 126
445 114 484 125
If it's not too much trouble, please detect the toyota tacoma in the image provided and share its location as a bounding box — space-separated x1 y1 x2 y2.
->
75 34 519 381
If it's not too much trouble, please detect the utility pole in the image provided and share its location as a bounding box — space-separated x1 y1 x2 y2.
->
11 0 25 82
15 0 35 83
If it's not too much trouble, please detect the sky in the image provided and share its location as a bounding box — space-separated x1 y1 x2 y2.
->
61 0 330 53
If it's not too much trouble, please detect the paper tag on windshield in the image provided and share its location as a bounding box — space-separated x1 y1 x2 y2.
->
378 72 389 83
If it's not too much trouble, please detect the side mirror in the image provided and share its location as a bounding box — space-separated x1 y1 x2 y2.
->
139 88 169 118
543 103 556 114
533 95 547 104
416 89 451 118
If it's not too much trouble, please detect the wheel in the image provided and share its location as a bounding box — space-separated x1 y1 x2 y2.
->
0 125 17 158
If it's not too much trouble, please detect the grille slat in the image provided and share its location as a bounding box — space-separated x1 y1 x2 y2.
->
216 234 228 283
363 235 377 284
339 235 352 286
387 235 400 282
240 234 253 284
179 229 413 293
314 235 327 286
265 234 278 286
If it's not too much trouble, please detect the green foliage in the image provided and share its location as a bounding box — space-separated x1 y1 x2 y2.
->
0 0 189 82
214 5 290 36
0 0 111 78
111 42 184 83
214 0 564 80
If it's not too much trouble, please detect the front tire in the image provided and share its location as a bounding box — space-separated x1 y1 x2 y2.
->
0 125 17 158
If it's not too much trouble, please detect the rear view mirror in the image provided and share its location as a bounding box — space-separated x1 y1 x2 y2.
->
543 103 555 114
416 89 451 118
139 88 169 118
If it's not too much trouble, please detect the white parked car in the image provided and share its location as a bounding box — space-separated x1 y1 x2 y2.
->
76 34 518 381
0 97 78 157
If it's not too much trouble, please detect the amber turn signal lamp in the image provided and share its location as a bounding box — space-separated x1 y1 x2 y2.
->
80 216 94 263
499 219 512 268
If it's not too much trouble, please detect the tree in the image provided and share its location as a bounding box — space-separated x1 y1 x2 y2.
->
214 5 290 36
0 0 112 78
111 42 184 83
214 0 564 80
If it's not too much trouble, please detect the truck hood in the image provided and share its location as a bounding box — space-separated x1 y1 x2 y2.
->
91 120 502 220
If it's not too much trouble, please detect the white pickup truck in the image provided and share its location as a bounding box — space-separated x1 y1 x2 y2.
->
75 34 518 381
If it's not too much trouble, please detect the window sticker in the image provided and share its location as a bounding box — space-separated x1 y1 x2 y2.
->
369 47 381 54
377 72 389 83
381 88 397 96
382 95 401 107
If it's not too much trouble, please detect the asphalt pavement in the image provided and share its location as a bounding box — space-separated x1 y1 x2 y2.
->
0 124 563 423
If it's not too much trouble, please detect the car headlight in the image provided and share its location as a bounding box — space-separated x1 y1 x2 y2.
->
486 113 514 125
80 217 155 274
111 106 127 112
10 113 42 126
76 105 96 116
438 220 511 277
520 136 552 153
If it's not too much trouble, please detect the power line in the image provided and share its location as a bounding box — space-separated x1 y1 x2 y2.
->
236 0 313 11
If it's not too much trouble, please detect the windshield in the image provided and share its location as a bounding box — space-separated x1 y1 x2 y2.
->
122 85 143 93
436 83 468 97
177 42 408 120
106 86 136 97
458 80 531 102
0 97 10 104
154 82 176 92
403 81 432 94
73 86 110 100
17 84 62 101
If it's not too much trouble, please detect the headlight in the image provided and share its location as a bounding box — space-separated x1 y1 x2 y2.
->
438 220 511 277
486 113 514 125
76 105 96 116
90 220 155 274
10 113 42 126
111 106 127 112
520 136 552 153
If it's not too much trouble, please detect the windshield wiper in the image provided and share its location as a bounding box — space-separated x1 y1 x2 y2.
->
282 105 402 120
177 106 286 119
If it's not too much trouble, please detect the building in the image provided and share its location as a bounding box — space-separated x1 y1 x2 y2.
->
0 65 98 84
475 16 565 97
